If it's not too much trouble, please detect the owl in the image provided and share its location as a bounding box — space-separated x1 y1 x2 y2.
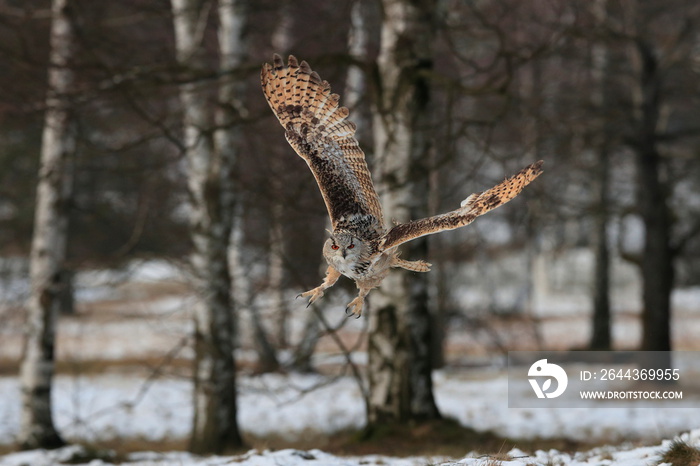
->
261 54 543 318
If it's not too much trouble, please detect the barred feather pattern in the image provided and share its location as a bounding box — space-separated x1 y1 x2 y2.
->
379 160 544 251
262 54 543 318
261 54 384 239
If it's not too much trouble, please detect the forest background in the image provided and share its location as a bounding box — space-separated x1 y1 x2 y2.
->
1 0 700 459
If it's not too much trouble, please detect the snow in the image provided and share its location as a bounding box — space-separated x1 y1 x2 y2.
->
0 446 445 466
1 370 697 447
2 436 700 466
0 371 699 465
433 370 700 443
2 259 700 465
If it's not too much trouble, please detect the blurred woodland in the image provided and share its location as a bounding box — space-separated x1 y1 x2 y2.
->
1 0 700 455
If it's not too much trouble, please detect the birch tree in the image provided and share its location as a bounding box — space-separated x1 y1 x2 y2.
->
345 0 371 137
19 0 77 449
267 0 293 351
217 0 278 373
367 0 441 427
170 0 243 452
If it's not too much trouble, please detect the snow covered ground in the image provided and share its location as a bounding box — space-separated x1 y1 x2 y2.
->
1 370 698 445
0 370 699 465
2 434 700 465
2 258 700 465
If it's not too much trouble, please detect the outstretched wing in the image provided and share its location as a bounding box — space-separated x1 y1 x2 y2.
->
261 54 384 238
379 161 544 251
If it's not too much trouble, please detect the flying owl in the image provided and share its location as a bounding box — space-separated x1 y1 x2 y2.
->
261 54 543 318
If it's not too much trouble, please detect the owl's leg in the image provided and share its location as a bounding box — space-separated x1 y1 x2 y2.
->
297 265 341 308
345 286 371 319
392 257 431 272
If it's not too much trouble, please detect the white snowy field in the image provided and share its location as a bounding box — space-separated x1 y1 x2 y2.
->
2 258 700 465
3 435 700 466
0 370 699 465
1 370 699 445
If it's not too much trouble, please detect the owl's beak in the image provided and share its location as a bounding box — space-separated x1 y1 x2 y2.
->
341 249 347 259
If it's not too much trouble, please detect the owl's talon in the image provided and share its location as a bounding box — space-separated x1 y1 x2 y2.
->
344 296 364 318
298 286 325 308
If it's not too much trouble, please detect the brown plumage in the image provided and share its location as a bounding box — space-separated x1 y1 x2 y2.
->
261 54 384 240
262 54 543 317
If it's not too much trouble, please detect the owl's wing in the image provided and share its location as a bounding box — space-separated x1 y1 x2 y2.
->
261 54 384 236
378 161 543 251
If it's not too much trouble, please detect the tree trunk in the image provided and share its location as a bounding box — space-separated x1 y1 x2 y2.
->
230 205 279 373
215 0 247 224
428 147 446 369
219 0 279 373
269 204 287 347
589 0 612 350
367 0 440 428
633 39 673 355
290 309 320 373
19 0 77 450
637 146 673 353
268 0 293 350
345 0 370 138
170 0 243 453
590 151 612 350
57 268 75 315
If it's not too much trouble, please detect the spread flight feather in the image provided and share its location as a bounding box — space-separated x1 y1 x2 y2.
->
262 54 543 317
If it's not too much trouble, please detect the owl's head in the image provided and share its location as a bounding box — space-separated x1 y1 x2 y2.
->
322 231 369 273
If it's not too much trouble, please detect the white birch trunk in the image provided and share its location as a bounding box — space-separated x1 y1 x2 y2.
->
216 0 247 225
271 0 293 54
345 0 370 137
171 0 243 452
367 0 440 426
216 0 256 371
269 4 292 349
19 0 76 449
217 0 277 372
218 0 246 331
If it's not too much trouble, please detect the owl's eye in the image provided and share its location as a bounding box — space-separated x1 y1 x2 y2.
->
331 244 339 250
348 244 355 249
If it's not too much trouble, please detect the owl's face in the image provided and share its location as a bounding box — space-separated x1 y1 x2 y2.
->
322 231 370 277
